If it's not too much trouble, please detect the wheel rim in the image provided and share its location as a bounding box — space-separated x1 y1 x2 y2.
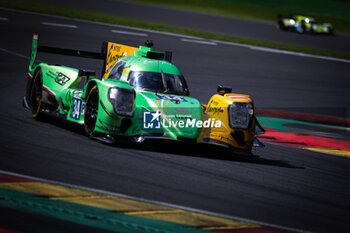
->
30 72 42 115
85 90 98 135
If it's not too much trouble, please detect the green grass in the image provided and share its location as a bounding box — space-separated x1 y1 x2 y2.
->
131 0 350 34
1 0 350 60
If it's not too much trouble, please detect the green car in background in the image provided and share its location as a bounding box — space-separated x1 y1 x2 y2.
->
23 34 264 152
277 14 334 35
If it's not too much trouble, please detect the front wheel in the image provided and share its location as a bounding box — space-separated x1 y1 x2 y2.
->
29 70 43 120
301 23 307 33
84 86 99 137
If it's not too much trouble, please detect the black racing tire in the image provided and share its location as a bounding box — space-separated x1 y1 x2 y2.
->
84 86 99 137
278 20 286 30
301 23 307 33
310 27 315 34
329 28 334 36
29 69 44 120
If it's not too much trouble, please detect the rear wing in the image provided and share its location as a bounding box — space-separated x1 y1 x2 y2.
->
29 34 172 79
29 34 104 67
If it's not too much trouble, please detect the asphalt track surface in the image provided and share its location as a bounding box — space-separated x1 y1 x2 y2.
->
32 0 350 55
0 8 350 233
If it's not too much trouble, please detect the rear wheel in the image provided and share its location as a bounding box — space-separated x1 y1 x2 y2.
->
84 87 99 137
329 28 334 35
29 70 43 120
278 20 286 30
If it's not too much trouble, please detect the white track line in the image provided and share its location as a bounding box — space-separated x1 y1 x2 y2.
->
0 169 313 233
1 7 349 64
0 47 43 62
181 38 217 46
0 17 8 21
0 47 29 59
211 39 350 64
42 21 77 29
111 29 148 37
249 46 350 64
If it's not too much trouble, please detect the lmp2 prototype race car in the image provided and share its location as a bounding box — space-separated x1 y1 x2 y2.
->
23 34 265 153
277 14 334 35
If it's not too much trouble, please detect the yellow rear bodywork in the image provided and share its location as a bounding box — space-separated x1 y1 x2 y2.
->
102 42 138 79
203 93 256 151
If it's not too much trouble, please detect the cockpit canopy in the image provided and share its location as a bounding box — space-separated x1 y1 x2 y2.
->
128 71 189 96
107 56 189 96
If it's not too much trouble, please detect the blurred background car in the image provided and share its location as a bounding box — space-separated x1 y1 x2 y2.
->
278 14 334 35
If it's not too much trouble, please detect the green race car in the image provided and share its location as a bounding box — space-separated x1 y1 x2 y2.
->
23 34 264 151
277 14 334 35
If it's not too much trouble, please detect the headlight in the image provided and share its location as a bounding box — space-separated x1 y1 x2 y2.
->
108 87 135 116
228 102 254 129
289 19 295 25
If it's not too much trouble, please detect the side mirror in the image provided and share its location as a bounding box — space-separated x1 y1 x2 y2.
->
217 85 232 95
79 69 95 80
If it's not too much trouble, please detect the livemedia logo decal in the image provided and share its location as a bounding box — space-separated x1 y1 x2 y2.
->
143 111 161 129
143 110 222 130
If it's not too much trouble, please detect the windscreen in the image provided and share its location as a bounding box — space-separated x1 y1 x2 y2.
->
128 71 189 95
